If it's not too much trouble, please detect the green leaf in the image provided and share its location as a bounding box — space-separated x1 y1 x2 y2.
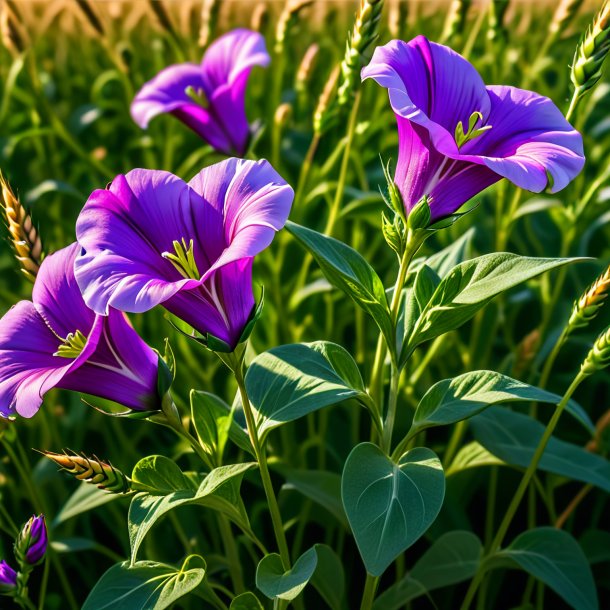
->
256 547 318 600
446 442 505 477
245 341 376 438
402 254 584 363
409 371 570 439
373 531 483 610
471 408 610 492
342 443 445 576
53 484 123 526
82 555 206 610
280 468 347 527
230 592 265 610
131 455 195 494
310 544 345 610
490 528 598 610
191 391 236 464
286 221 395 357
128 463 255 563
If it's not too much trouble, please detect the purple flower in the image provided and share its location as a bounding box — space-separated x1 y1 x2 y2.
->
0 243 161 418
75 158 293 349
0 560 17 591
362 36 585 222
19 515 47 566
131 29 270 156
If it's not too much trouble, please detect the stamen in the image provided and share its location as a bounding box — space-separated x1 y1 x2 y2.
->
454 111 492 148
54 330 87 359
184 85 208 107
162 238 201 280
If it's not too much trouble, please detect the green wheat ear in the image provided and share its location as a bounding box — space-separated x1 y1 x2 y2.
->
568 265 610 333
581 325 610 377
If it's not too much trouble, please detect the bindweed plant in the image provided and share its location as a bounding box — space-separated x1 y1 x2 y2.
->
0 1 610 610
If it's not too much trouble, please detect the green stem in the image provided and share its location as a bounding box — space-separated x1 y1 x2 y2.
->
359 574 380 610
217 514 245 594
565 90 580 123
381 366 400 454
460 372 586 610
232 357 292 570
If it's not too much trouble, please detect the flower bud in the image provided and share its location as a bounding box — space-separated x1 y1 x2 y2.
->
407 196 432 231
0 560 17 594
15 515 47 567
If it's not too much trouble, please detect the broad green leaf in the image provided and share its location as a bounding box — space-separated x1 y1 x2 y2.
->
230 592 265 609
409 370 591 440
490 528 598 610
280 468 347 527
286 221 395 356
191 391 244 464
256 547 318 600
53 484 123 526
426 227 476 277
342 443 445 576
310 544 345 610
246 341 376 438
446 442 504 476
373 531 483 610
82 555 206 610
402 254 583 364
131 455 195 494
128 463 255 563
471 408 610 492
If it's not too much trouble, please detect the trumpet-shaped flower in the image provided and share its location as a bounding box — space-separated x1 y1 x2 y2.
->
75 158 294 349
362 36 585 221
0 243 161 418
131 29 270 156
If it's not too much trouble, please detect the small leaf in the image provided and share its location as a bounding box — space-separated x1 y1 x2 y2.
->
373 531 483 610
246 341 376 438
53 484 123 526
472 408 610 492
191 391 235 464
342 443 445 576
287 221 395 357
409 371 568 439
131 455 195 494
446 442 504 477
310 544 345 610
256 547 318 600
230 592 265 610
82 555 206 610
129 463 256 563
490 528 598 610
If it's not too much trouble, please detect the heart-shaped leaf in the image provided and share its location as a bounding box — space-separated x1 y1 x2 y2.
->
131 455 195 494
342 443 445 576
490 528 598 610
256 547 318 600
82 555 206 610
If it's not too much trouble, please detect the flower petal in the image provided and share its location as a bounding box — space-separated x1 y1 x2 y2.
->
75 170 200 315
131 63 204 129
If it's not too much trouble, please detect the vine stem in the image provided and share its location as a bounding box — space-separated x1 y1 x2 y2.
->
230 354 292 571
359 573 380 610
459 372 586 610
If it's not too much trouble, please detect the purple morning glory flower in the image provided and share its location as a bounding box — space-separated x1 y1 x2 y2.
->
0 560 17 591
131 28 270 156
0 243 161 419
74 158 294 349
18 515 47 566
362 36 585 222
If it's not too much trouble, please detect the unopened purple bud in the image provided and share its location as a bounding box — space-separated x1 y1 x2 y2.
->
17 515 47 566
0 560 17 592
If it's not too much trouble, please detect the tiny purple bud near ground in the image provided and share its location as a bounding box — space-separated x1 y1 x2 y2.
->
0 560 17 592
131 28 270 156
362 35 585 222
0 243 161 418
20 515 47 566
74 158 293 350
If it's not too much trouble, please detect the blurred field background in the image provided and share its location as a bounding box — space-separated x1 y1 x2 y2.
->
0 1 609 608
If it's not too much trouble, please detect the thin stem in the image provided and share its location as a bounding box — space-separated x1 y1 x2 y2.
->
294 133 321 209
381 366 400 454
460 373 586 610
359 574 380 610
443 420 468 467
233 358 292 570
555 484 593 529
217 514 245 594
565 90 580 123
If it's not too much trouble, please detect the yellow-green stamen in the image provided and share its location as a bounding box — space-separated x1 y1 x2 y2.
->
54 330 87 359
162 238 201 280
454 111 492 148
185 85 208 107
